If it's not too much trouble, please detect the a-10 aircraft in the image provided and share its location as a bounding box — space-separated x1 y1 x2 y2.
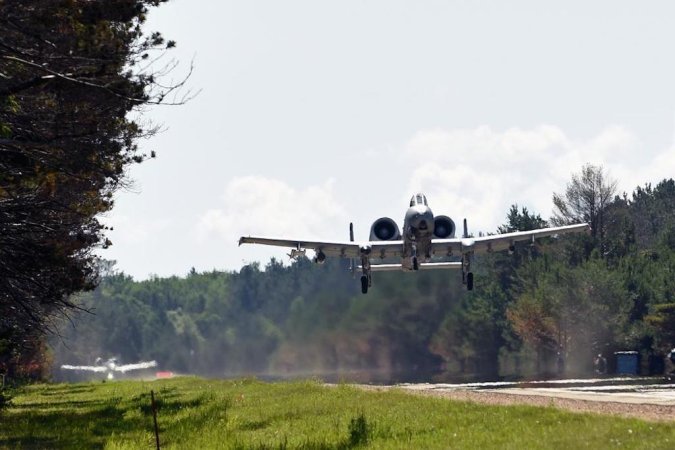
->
239 193 590 294
61 357 157 380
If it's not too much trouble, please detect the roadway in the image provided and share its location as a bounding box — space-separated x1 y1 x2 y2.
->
396 377 675 406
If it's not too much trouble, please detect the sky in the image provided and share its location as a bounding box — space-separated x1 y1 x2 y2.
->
100 0 675 279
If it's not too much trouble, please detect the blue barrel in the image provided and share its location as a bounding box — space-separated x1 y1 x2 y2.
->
615 351 639 375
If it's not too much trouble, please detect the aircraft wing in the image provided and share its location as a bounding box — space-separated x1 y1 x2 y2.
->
114 361 158 373
60 364 107 372
239 236 405 259
431 223 590 255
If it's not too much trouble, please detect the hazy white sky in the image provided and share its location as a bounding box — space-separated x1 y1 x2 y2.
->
101 0 675 279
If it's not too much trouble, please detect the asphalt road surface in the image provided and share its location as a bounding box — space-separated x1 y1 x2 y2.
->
364 377 675 422
398 377 675 405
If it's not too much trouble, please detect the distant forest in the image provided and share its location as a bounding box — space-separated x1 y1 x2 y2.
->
52 174 675 382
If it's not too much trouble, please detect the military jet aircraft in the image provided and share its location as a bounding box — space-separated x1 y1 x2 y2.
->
239 193 590 294
61 357 157 380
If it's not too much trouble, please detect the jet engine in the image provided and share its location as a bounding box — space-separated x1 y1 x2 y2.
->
369 217 402 241
433 215 456 239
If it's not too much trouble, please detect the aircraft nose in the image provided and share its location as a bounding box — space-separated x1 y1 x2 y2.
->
411 209 433 231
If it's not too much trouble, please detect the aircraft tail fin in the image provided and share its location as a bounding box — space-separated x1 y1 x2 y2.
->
463 218 468 238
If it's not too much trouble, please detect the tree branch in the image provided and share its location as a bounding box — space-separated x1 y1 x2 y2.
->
1 55 194 105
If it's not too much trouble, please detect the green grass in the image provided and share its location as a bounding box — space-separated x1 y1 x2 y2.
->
1 377 674 449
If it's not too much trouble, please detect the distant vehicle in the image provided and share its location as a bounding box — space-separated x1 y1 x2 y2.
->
61 357 157 380
239 193 590 293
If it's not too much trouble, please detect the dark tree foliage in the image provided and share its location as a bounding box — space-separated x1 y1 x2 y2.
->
498 204 548 234
0 0 184 378
628 179 675 248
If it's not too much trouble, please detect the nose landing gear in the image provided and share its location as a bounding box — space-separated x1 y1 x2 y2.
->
411 242 419 271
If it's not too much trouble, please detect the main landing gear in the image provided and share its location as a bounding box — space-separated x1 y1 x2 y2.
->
360 252 372 294
361 275 369 294
466 272 474 291
462 252 474 291
351 223 371 294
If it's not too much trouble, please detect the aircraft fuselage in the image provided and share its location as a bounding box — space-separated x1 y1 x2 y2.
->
401 196 435 269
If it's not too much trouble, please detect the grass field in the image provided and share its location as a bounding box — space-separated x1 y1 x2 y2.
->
1 377 674 449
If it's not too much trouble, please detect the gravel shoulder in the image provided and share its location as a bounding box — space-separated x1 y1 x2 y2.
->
356 385 675 422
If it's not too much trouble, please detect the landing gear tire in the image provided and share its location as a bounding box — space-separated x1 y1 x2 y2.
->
412 256 419 271
360 275 369 294
467 272 474 291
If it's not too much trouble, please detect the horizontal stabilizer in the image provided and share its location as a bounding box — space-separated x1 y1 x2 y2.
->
361 262 462 272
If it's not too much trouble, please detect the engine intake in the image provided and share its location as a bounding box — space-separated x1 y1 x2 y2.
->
433 215 456 239
369 217 401 241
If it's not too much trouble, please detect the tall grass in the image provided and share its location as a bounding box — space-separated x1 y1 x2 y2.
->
0 377 673 449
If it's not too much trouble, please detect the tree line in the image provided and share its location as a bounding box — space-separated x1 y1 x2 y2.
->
51 168 675 382
0 0 184 382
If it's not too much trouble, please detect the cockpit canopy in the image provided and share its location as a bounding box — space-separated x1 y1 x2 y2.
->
410 193 428 207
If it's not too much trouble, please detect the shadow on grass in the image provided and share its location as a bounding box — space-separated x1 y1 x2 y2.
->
238 418 272 431
37 385 97 396
0 408 128 449
135 390 208 415
0 398 149 449
231 412 372 450
0 436 60 449
15 398 114 410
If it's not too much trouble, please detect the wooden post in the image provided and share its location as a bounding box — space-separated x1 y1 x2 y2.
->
151 390 160 450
